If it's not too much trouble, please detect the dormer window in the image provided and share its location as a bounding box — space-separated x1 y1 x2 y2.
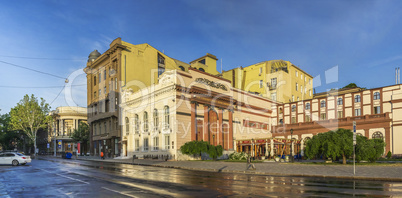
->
198 59 206 64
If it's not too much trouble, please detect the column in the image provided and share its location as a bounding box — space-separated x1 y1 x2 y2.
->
300 139 304 157
203 105 209 141
233 140 237 152
191 102 197 141
270 139 274 157
218 108 223 146
228 110 233 149
265 141 268 157
385 127 391 153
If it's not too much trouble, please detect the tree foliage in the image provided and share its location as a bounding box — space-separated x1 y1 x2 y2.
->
9 94 50 153
70 122 89 155
343 83 358 89
305 128 385 164
180 140 223 160
0 113 21 150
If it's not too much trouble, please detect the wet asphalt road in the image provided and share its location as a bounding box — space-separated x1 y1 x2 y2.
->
1 158 402 197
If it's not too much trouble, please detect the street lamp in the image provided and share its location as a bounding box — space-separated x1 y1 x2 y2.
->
212 134 215 146
290 129 294 163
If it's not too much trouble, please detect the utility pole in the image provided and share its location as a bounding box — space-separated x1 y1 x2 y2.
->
353 121 356 175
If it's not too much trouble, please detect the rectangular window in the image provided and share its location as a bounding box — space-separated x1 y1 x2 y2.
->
305 115 311 122
94 76 97 86
93 123 97 135
143 138 149 151
153 137 159 151
158 54 165 77
355 108 361 116
94 91 97 98
165 136 170 150
271 92 277 101
291 117 296 124
309 79 311 85
301 85 303 93
259 67 262 75
292 95 294 102
309 89 312 96
104 86 106 94
271 78 277 89
296 70 298 77
320 113 326 120
115 78 118 90
296 83 298 91
259 80 263 88
104 70 106 80
374 106 381 114
338 111 343 118
135 139 139 151
98 73 101 83
99 89 101 96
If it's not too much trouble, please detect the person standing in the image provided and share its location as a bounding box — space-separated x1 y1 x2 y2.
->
100 151 104 160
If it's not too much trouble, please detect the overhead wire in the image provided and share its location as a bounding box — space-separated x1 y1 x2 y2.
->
0 84 86 88
0 55 86 61
0 60 68 80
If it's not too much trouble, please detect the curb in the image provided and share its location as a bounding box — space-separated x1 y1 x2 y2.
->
40 157 402 182
74 158 402 182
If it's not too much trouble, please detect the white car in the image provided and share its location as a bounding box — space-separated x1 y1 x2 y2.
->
0 152 31 166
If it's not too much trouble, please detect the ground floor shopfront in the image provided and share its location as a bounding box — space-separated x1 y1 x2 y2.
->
236 138 301 159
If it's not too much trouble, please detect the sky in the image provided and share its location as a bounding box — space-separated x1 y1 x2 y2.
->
0 0 402 113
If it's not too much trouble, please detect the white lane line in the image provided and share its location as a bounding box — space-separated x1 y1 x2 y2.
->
39 168 90 185
55 174 90 185
102 187 139 198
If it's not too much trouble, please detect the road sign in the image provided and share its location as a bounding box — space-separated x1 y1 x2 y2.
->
57 140 62 149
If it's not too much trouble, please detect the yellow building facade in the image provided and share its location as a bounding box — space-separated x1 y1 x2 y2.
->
222 60 313 103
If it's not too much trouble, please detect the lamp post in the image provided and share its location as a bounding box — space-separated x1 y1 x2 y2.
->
290 129 294 163
251 138 254 160
212 134 215 146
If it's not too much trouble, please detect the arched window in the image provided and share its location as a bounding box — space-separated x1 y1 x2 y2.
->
291 105 296 112
304 137 311 145
164 106 170 128
374 92 380 100
134 114 139 133
305 103 310 110
320 100 326 107
153 109 158 131
355 95 361 102
144 112 148 132
179 66 185 71
372 131 383 140
199 68 205 72
337 98 343 105
125 117 129 133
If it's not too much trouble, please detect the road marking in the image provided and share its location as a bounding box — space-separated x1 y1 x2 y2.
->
102 187 139 198
39 168 90 184
55 174 90 185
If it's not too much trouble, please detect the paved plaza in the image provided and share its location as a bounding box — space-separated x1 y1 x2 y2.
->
39 155 402 182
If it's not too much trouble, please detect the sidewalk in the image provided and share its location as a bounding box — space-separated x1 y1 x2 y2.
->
41 155 402 182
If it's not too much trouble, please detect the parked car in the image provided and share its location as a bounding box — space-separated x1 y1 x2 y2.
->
0 152 31 166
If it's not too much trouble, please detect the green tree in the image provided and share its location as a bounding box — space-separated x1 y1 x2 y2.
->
0 113 21 151
9 94 50 154
180 140 223 160
70 122 89 155
305 129 353 164
343 83 358 89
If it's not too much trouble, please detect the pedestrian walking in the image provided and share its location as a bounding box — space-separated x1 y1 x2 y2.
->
246 156 256 170
100 151 104 160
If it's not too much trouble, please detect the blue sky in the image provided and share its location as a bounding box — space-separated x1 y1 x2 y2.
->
0 0 401 113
